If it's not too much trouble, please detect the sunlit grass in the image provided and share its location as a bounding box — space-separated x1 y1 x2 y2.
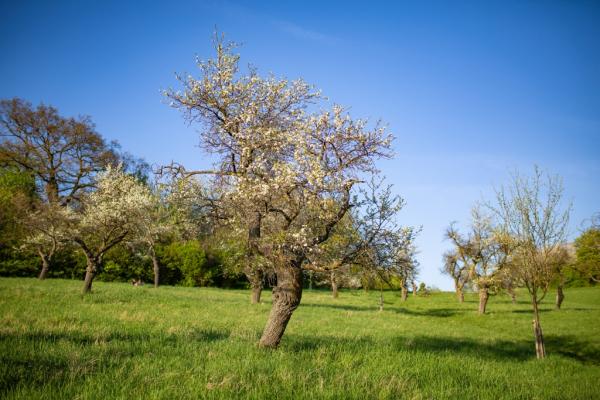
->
1 278 599 399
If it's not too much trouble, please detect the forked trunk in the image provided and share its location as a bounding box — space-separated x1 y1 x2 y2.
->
259 263 303 348
555 284 564 310
38 254 50 280
251 285 262 304
401 285 408 302
331 271 339 299
152 253 160 288
532 299 546 358
478 286 489 315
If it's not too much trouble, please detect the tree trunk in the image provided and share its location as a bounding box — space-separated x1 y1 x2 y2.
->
82 259 98 294
246 268 264 304
152 253 160 289
532 299 546 359
508 286 517 304
38 254 50 280
454 279 464 303
259 264 303 348
379 285 384 311
331 271 338 299
251 284 262 304
478 286 489 315
401 285 408 302
412 281 417 297
555 284 564 310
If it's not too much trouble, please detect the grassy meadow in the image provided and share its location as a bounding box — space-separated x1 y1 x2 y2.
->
0 278 599 399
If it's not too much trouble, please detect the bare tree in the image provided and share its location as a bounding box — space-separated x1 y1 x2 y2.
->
489 167 571 358
165 36 395 347
0 98 118 205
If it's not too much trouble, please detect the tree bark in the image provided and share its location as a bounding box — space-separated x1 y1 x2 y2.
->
532 299 546 358
454 279 464 303
82 257 100 294
555 284 564 310
478 286 489 315
38 254 50 280
246 268 264 304
251 285 262 304
401 285 408 302
152 253 160 289
331 271 339 299
259 263 303 348
508 286 517 304
412 281 417 297
82 261 97 294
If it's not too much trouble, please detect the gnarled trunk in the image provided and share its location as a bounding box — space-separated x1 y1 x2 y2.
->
259 263 303 348
152 253 160 288
401 285 408 302
38 253 50 280
82 259 97 294
532 299 546 358
555 284 564 310
478 286 489 315
331 271 338 299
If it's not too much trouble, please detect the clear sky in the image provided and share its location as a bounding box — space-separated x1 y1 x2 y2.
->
1 1 599 290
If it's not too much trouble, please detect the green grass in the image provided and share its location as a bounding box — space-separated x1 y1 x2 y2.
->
1 278 599 399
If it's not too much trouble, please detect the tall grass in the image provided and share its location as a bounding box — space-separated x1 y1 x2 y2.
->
1 278 599 399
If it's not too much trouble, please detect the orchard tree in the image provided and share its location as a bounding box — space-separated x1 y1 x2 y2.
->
490 167 571 358
135 175 208 288
22 203 70 279
572 214 600 283
166 37 394 348
0 98 118 205
441 250 469 303
445 207 514 314
70 166 153 294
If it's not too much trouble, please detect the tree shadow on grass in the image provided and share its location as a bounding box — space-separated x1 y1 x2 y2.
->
396 335 600 364
0 327 230 394
300 302 378 312
0 327 229 347
284 333 600 364
392 307 463 318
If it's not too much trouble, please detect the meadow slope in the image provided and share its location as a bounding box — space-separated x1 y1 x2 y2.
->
1 278 599 399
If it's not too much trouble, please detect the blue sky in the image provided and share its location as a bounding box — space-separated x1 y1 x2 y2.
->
1 1 599 289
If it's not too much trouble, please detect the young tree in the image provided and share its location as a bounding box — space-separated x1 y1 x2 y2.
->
69 166 153 294
0 98 118 205
490 167 571 358
166 37 394 348
22 203 70 279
